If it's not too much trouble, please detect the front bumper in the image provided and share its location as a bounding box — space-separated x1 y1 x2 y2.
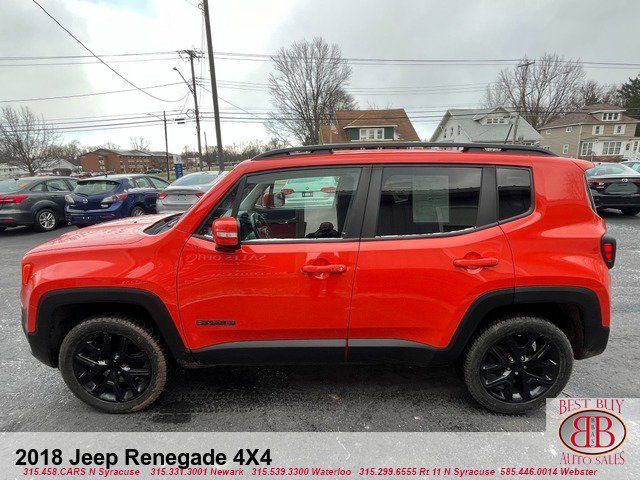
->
22 308 56 367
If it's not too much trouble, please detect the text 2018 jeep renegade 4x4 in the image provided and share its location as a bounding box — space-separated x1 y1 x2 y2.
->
21 143 614 414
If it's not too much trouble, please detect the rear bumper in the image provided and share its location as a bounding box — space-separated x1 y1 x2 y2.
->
156 201 192 213
592 192 640 208
65 210 121 225
0 209 33 227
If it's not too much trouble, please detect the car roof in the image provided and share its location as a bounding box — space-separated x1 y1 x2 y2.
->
13 176 73 182
80 174 145 181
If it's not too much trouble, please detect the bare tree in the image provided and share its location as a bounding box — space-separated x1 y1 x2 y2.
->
129 136 150 151
569 80 621 109
483 53 585 128
49 140 83 165
268 37 355 145
0 106 59 175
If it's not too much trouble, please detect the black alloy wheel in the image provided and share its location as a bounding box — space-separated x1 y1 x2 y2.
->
73 332 151 403
480 332 559 403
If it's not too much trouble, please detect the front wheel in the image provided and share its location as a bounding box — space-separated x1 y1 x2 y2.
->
463 315 573 414
34 208 58 232
59 316 168 413
620 207 640 216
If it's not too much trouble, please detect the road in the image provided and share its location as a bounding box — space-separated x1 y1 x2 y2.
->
1 213 638 432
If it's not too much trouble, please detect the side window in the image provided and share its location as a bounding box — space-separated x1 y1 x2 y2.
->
235 168 361 241
132 177 152 188
45 179 71 192
197 185 239 237
30 182 47 192
149 177 169 189
376 167 482 237
67 179 78 190
497 168 532 221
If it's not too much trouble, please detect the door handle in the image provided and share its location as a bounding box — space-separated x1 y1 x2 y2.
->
453 257 499 268
302 264 347 274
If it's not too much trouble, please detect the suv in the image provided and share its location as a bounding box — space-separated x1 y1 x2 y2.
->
21 143 614 414
65 174 169 227
0 176 77 232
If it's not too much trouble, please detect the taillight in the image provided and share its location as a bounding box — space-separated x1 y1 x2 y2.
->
102 192 128 203
601 235 617 269
195 192 204 198
281 188 294 195
0 194 28 204
588 179 605 189
321 186 337 194
157 193 168 199
22 263 33 285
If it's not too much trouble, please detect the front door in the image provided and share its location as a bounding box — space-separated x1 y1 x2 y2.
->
177 166 368 363
348 165 516 363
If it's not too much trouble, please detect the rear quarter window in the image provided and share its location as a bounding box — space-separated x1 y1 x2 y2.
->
497 168 532 221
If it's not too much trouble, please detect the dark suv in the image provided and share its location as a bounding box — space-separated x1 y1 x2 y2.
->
65 175 169 227
0 176 77 232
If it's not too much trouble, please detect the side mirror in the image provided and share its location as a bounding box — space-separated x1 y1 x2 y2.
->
212 217 240 250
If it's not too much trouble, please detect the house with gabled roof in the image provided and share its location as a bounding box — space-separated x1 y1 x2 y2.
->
319 109 420 144
539 103 640 161
430 107 542 145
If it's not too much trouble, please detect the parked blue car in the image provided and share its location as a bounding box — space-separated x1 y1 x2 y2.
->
65 174 169 227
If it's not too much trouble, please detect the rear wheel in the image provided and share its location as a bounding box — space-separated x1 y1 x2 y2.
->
59 316 168 413
130 206 146 217
620 207 640 216
463 315 573 414
34 208 58 232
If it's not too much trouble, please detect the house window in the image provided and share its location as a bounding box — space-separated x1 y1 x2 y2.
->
457 125 461 135
359 128 385 141
602 112 621 121
542 146 551 150
485 117 507 124
602 141 622 156
562 144 570 155
593 125 604 135
614 124 626 135
580 142 594 156
565 126 572 132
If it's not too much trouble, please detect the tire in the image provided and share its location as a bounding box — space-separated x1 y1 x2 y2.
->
620 207 640 216
130 206 146 217
463 315 573 415
59 316 168 413
0 226 5 232
33 208 58 232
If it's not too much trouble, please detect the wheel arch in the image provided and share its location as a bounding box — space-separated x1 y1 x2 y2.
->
445 286 608 362
29 288 192 367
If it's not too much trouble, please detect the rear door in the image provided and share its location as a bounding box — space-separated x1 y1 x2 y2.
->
347 164 515 362
44 179 72 212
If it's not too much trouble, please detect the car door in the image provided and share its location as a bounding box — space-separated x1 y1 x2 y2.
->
347 164 515 363
44 179 72 211
177 166 369 363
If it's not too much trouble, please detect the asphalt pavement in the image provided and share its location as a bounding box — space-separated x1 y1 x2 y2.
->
1 213 638 432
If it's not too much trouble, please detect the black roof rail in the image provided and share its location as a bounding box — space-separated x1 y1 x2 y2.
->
252 142 556 160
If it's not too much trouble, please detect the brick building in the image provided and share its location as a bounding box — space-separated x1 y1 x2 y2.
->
80 149 178 174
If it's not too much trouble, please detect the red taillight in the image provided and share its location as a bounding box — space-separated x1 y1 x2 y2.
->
22 263 33 285
601 235 616 269
196 192 204 198
281 188 294 195
588 179 605 189
116 192 128 201
321 186 337 194
157 193 168 199
0 194 28 204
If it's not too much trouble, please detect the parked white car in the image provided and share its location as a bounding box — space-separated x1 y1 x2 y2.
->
157 171 226 213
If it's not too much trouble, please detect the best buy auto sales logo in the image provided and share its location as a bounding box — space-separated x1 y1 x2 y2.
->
558 399 627 466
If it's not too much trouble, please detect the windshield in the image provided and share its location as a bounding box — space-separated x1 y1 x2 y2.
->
171 172 225 187
586 164 639 177
0 178 31 194
75 180 120 196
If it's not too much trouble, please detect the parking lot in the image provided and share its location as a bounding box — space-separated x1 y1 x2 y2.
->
1 212 639 432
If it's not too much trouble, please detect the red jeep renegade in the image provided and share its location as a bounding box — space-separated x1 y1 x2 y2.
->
21 143 614 414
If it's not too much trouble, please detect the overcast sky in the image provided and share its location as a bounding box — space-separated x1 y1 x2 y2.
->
1 0 638 154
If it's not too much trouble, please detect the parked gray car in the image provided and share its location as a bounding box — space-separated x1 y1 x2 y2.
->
156 171 226 213
0 176 77 232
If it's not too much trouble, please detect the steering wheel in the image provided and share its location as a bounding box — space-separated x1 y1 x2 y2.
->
249 212 271 239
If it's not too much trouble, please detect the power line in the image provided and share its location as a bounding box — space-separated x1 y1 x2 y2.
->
30 0 180 102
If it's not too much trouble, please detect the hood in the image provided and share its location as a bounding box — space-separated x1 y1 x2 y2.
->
28 214 169 253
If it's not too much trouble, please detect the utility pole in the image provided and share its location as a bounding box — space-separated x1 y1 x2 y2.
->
512 60 535 144
204 131 211 171
163 111 170 181
202 0 225 173
175 50 203 170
